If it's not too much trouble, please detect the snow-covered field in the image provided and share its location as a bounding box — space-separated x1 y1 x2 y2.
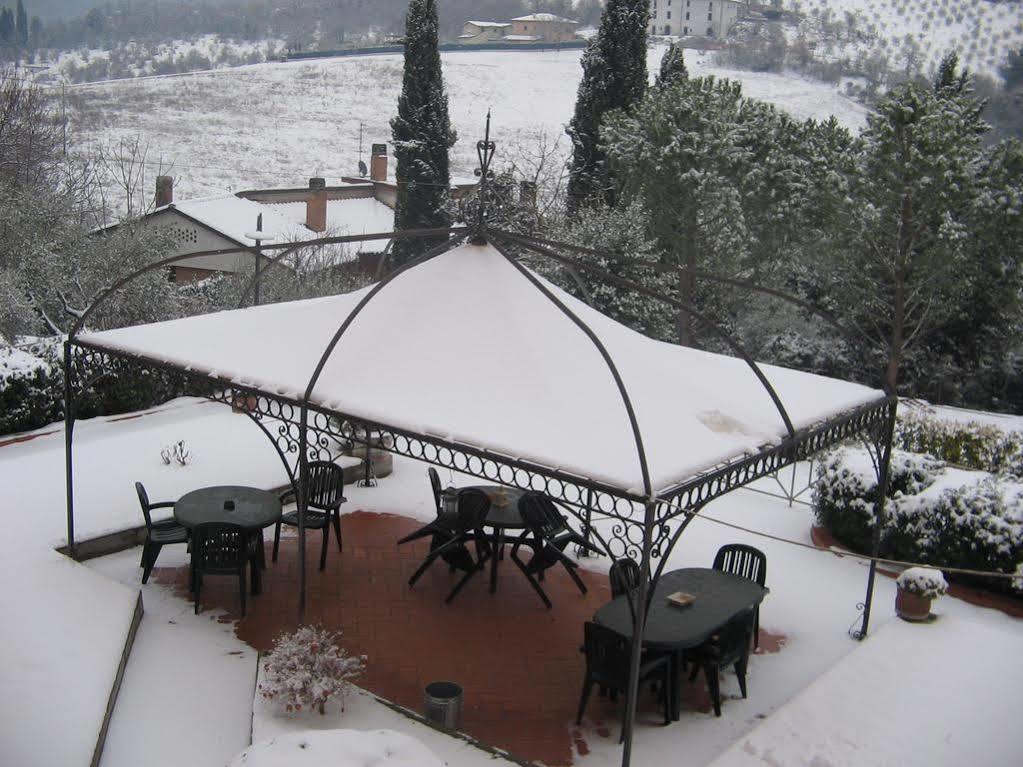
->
66 45 868 216
1 397 1021 767
792 0 1023 79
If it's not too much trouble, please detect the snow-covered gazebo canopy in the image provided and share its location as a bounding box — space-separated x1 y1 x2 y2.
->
64 226 897 767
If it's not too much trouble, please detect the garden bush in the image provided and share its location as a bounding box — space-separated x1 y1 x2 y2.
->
259 625 365 715
893 409 1023 478
814 446 1023 594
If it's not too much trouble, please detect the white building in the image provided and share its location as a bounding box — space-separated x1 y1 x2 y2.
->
649 0 742 38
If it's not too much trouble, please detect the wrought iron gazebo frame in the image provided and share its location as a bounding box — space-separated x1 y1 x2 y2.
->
62 126 897 767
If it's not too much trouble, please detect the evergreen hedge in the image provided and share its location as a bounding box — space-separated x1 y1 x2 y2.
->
813 446 1023 595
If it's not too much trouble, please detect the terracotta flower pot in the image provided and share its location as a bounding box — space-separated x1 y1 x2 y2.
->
895 587 932 621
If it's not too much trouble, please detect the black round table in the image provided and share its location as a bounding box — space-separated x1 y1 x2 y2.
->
463 485 528 593
593 567 767 651
175 486 282 596
174 485 282 530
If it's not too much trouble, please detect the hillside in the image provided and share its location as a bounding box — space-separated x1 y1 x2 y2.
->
787 0 1023 79
68 45 868 217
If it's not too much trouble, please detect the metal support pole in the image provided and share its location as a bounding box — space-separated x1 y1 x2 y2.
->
63 340 76 554
579 488 595 557
254 213 263 307
297 404 310 622
856 401 898 640
620 501 658 766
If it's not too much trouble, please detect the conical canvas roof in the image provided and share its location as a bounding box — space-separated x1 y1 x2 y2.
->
82 242 882 496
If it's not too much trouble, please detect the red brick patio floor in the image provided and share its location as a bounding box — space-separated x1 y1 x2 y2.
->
153 510 776 765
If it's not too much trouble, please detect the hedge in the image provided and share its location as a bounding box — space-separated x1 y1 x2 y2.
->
813 446 1023 594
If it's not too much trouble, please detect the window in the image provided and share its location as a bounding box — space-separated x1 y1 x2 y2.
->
683 25 688 34
707 27 714 36
685 12 689 19
665 24 672 34
708 12 713 20
667 11 671 18
651 25 656 34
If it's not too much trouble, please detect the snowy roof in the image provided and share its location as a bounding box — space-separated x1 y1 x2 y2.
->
171 195 311 246
267 198 394 253
504 35 544 42
511 13 578 24
79 242 883 498
465 21 511 28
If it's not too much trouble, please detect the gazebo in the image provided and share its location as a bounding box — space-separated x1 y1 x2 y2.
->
62 142 896 767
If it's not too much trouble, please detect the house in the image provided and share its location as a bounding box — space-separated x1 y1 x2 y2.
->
457 13 579 45
507 13 579 43
102 145 476 284
648 0 743 38
458 20 511 44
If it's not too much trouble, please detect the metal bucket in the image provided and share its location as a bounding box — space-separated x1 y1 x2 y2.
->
423 681 463 729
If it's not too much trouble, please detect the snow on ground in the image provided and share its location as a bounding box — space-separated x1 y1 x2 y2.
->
2 397 1021 766
707 614 1023 767
66 45 868 215
232 729 444 767
794 0 1023 80
250 674 519 767
87 547 258 767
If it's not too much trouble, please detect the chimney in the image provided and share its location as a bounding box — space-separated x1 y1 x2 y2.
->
306 177 327 233
155 175 173 207
370 144 388 182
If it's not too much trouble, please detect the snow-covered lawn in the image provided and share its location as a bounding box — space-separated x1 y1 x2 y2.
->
67 45 868 216
1 397 1021 766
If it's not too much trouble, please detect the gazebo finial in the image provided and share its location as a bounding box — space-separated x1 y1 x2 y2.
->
471 110 496 244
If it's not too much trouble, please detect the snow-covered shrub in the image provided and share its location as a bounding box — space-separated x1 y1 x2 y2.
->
814 447 1023 594
896 567 948 598
259 626 365 715
813 447 941 552
0 346 62 436
894 410 1023 478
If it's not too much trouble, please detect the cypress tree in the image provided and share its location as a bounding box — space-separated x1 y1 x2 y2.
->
565 0 650 213
0 9 14 44
656 42 687 88
16 0 26 45
390 0 456 269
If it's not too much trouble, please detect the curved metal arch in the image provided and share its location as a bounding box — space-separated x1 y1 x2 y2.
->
490 228 797 440
230 395 301 499
301 233 469 404
488 238 654 499
500 229 862 350
71 226 469 340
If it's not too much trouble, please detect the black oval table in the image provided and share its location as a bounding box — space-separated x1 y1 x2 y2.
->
174 485 282 595
594 567 767 719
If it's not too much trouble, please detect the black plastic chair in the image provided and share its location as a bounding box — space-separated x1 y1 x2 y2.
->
576 622 672 741
135 481 189 584
685 611 754 716
397 468 456 546
712 543 767 648
407 487 492 603
510 492 597 608
609 558 643 598
190 522 259 616
272 460 347 571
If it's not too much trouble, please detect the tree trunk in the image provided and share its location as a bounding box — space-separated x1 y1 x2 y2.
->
885 282 904 394
676 246 696 347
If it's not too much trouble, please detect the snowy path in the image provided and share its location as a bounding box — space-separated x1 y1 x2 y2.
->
88 548 257 767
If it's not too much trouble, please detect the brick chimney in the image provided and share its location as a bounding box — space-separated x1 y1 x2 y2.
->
155 175 174 207
306 177 327 233
370 144 388 182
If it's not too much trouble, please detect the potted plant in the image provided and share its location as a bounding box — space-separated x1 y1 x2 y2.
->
895 567 948 621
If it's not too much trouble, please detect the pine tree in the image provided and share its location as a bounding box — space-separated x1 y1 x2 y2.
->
823 54 990 394
655 43 687 89
565 0 650 213
15 0 26 45
603 76 814 347
390 0 456 269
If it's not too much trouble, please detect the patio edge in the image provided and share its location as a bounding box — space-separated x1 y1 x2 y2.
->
90 591 145 767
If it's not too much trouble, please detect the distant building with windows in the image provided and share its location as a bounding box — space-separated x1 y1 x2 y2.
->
648 0 743 38
458 13 579 45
